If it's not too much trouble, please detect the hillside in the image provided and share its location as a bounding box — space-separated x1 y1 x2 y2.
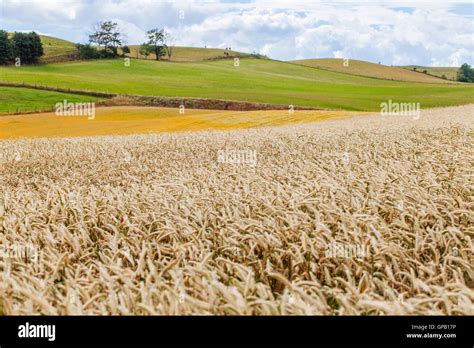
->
37 35 257 63
291 58 454 84
122 45 258 62
402 66 459 81
39 35 79 63
1 58 473 111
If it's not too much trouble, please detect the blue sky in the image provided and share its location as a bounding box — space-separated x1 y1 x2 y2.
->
0 0 472 66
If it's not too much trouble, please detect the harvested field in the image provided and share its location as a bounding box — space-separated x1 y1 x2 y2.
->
0 107 359 139
0 105 473 315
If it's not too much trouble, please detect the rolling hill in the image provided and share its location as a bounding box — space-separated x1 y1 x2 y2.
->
122 45 258 62
402 66 459 81
33 35 463 85
37 35 259 63
291 58 454 84
39 35 79 63
1 58 473 112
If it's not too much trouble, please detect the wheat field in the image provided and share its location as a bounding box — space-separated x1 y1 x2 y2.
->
0 105 473 315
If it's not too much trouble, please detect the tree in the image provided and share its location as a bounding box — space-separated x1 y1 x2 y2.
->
122 45 130 55
76 43 98 59
89 21 123 57
11 31 43 64
457 63 474 83
139 43 153 59
165 44 174 61
144 28 167 61
0 30 13 64
164 34 174 61
30 32 44 59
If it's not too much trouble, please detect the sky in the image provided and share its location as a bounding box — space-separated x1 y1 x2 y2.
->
0 0 472 66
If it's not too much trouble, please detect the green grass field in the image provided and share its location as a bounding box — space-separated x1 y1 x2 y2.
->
1 58 473 111
0 87 100 114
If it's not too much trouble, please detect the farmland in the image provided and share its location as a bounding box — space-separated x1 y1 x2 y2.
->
1 104 472 315
0 86 100 114
292 58 454 84
1 58 473 111
1 26 473 319
0 107 363 139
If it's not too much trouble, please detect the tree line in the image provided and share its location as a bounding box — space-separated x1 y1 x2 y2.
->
0 30 44 65
77 21 173 61
0 22 174 65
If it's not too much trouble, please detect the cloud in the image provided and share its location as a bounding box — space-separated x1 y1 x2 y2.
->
0 0 472 65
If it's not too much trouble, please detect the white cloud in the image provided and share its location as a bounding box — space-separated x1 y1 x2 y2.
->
0 0 472 65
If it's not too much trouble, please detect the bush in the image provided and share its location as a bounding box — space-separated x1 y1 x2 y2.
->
457 63 474 83
139 43 153 59
97 48 117 59
76 43 98 59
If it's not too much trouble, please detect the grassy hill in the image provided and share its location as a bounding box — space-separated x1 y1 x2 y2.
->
291 58 454 84
1 58 473 111
39 35 79 63
37 35 257 63
122 45 258 62
402 66 459 81
20 34 466 86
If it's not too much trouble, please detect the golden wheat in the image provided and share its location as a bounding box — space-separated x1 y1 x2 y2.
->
0 105 472 315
